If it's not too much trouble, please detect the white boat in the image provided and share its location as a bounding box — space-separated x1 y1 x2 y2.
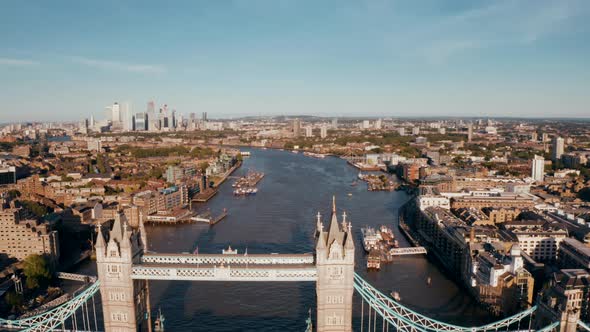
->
361 227 379 252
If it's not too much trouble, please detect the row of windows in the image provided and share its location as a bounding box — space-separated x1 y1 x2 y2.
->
108 291 127 301
326 314 344 325
326 295 344 304
107 265 120 273
111 312 128 322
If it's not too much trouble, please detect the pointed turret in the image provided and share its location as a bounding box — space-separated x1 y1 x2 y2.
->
316 211 323 234
326 196 344 247
120 222 131 249
95 223 105 249
110 213 124 244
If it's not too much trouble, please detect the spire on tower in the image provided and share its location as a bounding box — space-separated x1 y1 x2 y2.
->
332 195 336 213
95 223 105 249
316 211 323 235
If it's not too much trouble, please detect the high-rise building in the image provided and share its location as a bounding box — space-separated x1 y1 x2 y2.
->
134 112 148 131
362 120 370 130
412 127 420 135
531 155 545 182
0 165 16 185
374 118 382 130
467 123 473 142
531 132 538 142
202 112 208 122
332 118 338 129
320 125 328 139
293 118 301 137
121 102 132 131
305 126 313 138
552 136 565 161
110 102 120 123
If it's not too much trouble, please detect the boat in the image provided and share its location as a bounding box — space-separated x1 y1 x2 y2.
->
390 291 401 302
233 187 258 196
154 308 165 331
427 277 432 286
367 251 381 270
361 227 379 252
351 181 358 186
347 193 353 197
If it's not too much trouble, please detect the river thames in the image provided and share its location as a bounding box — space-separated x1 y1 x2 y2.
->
78 148 491 331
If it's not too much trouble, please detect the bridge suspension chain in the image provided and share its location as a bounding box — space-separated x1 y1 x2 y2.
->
354 273 538 332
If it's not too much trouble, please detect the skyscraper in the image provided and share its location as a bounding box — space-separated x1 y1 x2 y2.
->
467 123 473 142
293 118 301 137
121 102 132 131
134 112 148 131
110 102 120 123
320 125 328 139
532 155 545 182
552 136 564 161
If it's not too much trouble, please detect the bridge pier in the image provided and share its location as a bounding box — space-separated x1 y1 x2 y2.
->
315 197 355 332
96 214 148 332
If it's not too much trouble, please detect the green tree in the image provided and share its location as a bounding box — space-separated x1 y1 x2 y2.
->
199 162 210 173
23 254 52 289
21 201 52 218
6 291 24 310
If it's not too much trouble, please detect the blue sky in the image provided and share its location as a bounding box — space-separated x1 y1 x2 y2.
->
1 0 589 121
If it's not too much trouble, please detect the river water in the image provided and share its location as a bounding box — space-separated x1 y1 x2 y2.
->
78 148 492 331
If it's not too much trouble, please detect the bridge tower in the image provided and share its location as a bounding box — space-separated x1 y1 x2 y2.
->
315 197 355 332
96 213 149 332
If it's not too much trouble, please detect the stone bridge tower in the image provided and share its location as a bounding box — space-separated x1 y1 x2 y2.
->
96 213 149 332
315 197 355 332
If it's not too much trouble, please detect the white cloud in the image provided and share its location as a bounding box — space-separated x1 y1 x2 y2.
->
0 57 40 66
69 56 166 74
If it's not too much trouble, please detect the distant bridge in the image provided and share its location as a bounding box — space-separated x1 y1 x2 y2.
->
389 246 427 256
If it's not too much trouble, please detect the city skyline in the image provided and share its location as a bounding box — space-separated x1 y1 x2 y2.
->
1 0 590 121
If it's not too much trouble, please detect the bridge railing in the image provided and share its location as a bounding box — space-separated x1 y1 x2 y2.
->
354 273 539 332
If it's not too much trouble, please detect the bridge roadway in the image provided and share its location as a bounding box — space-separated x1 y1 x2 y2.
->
141 252 315 265
133 252 317 281
132 263 318 281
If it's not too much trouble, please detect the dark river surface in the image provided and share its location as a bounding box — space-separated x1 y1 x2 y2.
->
77 148 492 331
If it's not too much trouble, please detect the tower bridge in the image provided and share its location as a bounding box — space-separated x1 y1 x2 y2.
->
0 198 582 331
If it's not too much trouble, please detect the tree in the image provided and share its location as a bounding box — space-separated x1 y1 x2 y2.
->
7 189 21 199
21 201 52 218
6 291 24 310
199 162 210 173
23 254 52 289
